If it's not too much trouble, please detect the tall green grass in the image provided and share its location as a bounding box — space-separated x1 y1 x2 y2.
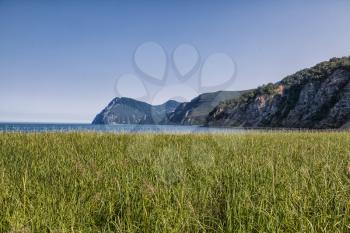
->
0 132 350 232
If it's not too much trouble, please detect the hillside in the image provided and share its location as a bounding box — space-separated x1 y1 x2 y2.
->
167 91 246 125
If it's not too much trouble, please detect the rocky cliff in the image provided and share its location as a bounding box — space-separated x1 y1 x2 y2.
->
207 57 350 129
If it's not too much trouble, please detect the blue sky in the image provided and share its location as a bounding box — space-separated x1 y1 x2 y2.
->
1 0 350 123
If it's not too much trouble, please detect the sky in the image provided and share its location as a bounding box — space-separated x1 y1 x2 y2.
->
1 0 350 123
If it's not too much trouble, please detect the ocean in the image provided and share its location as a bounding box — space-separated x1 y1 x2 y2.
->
0 122 239 133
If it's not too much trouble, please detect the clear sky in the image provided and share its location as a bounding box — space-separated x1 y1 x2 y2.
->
1 0 350 123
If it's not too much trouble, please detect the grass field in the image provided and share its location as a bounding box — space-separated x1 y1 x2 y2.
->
0 132 350 232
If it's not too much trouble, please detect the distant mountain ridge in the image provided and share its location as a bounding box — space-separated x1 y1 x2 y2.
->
92 91 246 125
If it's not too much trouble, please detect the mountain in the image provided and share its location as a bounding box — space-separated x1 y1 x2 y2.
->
92 91 246 125
92 97 180 124
167 91 246 125
207 56 350 129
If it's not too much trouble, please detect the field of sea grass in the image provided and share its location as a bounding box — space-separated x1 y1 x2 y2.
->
0 132 350 232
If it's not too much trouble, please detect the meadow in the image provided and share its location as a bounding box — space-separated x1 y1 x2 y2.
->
0 132 350 232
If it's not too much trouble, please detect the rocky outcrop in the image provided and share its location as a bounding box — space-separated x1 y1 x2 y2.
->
92 98 179 124
207 56 350 129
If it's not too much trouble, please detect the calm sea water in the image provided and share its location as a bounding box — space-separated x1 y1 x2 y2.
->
0 123 239 133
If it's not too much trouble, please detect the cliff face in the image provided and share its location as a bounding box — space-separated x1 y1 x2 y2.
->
92 98 179 125
207 57 350 129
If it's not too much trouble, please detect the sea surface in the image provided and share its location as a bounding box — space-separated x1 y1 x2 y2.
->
0 122 240 133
